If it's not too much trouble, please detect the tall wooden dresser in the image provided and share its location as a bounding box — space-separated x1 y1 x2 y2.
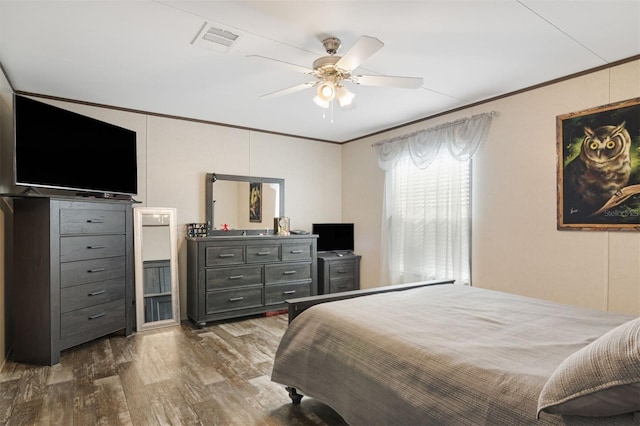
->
8 195 134 365
186 234 317 327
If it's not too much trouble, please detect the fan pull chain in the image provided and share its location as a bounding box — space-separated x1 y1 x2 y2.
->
330 99 334 124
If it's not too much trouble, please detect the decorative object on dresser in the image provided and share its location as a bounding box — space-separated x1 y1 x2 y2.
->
274 216 290 236
6 195 135 365
186 234 317 328
133 207 180 332
317 252 361 295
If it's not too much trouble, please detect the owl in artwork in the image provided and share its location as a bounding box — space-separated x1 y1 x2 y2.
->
564 122 632 217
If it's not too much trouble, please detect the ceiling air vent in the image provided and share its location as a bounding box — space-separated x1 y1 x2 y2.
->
192 22 242 53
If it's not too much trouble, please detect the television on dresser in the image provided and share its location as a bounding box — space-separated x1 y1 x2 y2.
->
312 223 354 253
13 95 138 196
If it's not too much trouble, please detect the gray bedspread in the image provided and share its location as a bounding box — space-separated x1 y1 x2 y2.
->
271 285 638 425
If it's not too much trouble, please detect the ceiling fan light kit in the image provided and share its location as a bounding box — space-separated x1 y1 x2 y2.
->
253 35 423 113
313 81 355 109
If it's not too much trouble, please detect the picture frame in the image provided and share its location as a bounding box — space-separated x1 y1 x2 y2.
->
249 182 262 222
557 97 640 230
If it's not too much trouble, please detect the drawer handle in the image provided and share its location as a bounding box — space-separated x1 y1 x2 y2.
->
87 245 106 250
283 290 296 295
88 312 106 320
229 297 244 302
283 270 297 275
219 253 235 258
290 250 303 254
229 275 244 280
88 289 106 296
337 269 349 274
256 251 272 256
86 219 105 223
87 267 106 273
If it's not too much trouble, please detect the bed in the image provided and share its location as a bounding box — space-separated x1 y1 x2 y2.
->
271 282 640 425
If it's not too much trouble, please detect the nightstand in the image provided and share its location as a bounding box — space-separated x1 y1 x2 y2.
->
317 252 361 295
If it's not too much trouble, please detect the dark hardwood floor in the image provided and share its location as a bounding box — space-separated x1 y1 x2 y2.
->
0 313 347 425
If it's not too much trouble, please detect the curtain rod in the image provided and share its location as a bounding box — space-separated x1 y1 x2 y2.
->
371 111 499 147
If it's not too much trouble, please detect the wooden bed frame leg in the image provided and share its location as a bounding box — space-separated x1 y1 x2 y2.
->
286 386 303 405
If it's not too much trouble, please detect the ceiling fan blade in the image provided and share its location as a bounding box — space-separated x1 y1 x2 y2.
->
351 74 423 89
247 55 315 75
259 82 316 99
335 35 384 72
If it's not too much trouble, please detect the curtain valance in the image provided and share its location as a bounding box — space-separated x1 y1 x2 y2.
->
373 111 498 171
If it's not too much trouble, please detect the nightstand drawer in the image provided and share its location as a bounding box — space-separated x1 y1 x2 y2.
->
329 260 356 279
246 245 280 263
60 209 125 235
265 282 311 305
329 278 357 294
206 287 263 314
281 243 312 261
60 299 125 340
206 246 245 267
60 256 126 288
205 265 262 290
265 262 311 284
60 235 126 262
61 278 126 313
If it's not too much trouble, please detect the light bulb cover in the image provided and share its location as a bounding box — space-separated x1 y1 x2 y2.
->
313 95 330 108
316 82 336 102
336 85 355 107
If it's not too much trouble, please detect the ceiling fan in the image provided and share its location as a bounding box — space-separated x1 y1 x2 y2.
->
248 35 423 109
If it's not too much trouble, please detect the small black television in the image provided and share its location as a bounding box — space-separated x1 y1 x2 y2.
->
312 223 354 252
14 95 138 196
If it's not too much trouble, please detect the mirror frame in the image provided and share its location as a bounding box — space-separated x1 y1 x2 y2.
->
205 173 285 235
133 206 180 331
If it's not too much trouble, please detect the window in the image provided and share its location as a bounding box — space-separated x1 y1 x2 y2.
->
385 149 471 285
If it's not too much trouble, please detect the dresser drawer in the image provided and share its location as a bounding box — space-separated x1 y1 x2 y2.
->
205 265 262 291
265 282 311 306
60 256 126 288
205 246 245 267
60 209 125 235
246 245 280 263
60 299 125 340
206 287 263 314
281 243 312 261
265 262 311 284
60 235 126 262
329 260 356 280
61 278 126 313
329 278 357 294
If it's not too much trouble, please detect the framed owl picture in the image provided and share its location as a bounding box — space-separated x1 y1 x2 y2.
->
558 97 640 230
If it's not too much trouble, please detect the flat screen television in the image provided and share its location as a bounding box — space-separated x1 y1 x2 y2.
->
14 95 138 196
312 223 354 252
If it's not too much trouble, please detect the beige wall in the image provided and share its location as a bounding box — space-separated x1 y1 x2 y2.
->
343 59 640 316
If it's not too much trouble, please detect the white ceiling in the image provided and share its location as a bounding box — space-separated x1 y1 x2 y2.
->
1 1 639 143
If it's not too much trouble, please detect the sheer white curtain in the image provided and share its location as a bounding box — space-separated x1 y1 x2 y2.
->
374 112 496 285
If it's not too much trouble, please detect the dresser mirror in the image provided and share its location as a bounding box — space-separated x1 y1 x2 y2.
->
206 173 284 235
133 207 180 331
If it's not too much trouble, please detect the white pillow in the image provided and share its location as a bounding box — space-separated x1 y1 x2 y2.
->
537 317 640 417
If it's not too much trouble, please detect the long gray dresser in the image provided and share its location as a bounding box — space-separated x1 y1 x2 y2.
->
8 195 134 365
186 234 317 327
